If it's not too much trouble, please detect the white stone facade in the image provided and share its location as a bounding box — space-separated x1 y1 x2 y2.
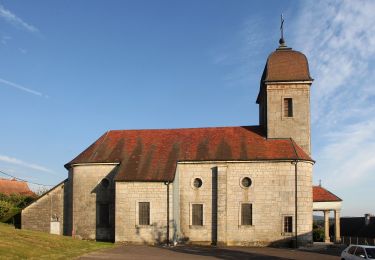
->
176 161 312 245
70 164 118 241
264 83 312 155
115 181 173 243
113 160 313 245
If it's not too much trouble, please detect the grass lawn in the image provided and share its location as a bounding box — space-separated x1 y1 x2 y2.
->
0 223 114 259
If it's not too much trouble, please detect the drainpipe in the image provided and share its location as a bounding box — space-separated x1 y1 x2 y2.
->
164 181 170 246
290 138 299 248
293 160 298 248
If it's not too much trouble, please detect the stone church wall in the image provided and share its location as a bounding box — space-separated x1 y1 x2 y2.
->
266 83 311 155
22 160 312 246
22 180 66 234
71 164 117 241
115 181 174 243
176 161 313 246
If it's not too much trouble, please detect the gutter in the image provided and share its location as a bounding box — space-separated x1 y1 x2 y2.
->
290 139 300 248
164 181 170 246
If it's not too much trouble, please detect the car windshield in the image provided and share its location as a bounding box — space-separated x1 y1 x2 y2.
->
366 248 375 259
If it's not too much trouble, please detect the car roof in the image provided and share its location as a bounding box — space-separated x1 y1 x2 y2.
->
349 245 375 249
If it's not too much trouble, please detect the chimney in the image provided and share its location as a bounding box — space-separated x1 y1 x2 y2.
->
364 213 372 226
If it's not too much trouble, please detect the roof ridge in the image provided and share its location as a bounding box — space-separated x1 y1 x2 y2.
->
88 131 110 162
315 186 343 201
289 138 300 160
108 125 260 132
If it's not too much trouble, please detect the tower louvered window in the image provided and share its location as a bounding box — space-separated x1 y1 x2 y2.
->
284 98 293 117
139 202 150 225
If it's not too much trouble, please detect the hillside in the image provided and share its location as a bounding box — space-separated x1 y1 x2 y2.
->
0 223 113 259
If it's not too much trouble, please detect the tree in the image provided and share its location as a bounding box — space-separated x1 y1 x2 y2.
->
0 193 35 223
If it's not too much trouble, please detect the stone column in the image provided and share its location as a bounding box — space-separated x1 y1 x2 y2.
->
334 210 341 243
216 165 227 245
324 210 330 243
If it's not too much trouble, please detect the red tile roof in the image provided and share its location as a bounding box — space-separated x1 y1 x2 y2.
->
66 126 313 182
264 48 312 82
313 186 342 202
0 178 35 196
256 47 312 104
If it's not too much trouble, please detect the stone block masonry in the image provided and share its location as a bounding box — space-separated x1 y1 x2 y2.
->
22 180 66 234
175 161 313 246
266 83 311 155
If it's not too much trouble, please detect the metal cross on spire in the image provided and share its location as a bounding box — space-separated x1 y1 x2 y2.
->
279 14 286 47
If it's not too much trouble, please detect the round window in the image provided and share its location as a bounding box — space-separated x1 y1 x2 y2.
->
241 177 252 188
193 178 203 188
100 178 110 188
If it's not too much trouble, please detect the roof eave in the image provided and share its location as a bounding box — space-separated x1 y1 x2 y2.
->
264 79 314 84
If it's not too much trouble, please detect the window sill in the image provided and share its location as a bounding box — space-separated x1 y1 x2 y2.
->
281 232 293 236
189 225 205 229
238 225 254 229
136 225 152 229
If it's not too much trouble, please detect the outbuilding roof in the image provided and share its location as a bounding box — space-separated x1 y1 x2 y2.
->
0 178 35 196
66 126 313 182
313 186 342 202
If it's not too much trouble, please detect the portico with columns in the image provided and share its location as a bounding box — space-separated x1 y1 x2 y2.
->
313 185 343 243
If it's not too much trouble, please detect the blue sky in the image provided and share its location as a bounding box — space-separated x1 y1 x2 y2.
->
0 1 374 216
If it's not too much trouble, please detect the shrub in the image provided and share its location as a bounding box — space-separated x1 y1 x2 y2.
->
0 193 35 223
0 200 14 221
313 225 325 242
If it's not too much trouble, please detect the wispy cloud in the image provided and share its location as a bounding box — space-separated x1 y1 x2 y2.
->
0 154 58 175
316 121 375 187
0 4 38 33
1 35 12 45
292 0 375 194
210 16 274 89
0 78 47 98
294 0 375 125
18 47 27 54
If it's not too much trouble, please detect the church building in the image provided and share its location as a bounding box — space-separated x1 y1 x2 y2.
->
22 39 318 246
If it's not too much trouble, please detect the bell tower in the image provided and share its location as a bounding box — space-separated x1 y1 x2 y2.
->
256 24 313 155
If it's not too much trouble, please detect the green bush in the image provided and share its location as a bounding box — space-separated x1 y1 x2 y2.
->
313 225 325 242
0 193 35 222
0 200 14 221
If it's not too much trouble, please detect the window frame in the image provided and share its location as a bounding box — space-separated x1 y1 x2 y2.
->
282 97 294 118
348 246 357 255
354 246 366 258
240 203 253 226
283 215 293 234
191 176 204 190
190 203 204 227
136 201 151 226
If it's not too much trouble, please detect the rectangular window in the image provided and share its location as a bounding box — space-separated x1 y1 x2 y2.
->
284 216 293 233
284 98 293 117
138 202 150 225
192 204 203 226
98 203 110 227
241 203 253 225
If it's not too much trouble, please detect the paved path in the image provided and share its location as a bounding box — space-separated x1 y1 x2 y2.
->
80 245 341 260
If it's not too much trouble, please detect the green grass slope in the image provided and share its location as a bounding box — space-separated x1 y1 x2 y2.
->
0 223 114 259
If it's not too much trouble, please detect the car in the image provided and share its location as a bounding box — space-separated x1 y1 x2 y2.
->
341 245 375 259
